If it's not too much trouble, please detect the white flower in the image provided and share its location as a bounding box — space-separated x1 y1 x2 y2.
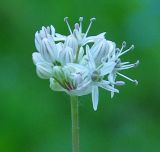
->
63 35 84 63
35 26 55 51
33 35 76 79
32 17 139 111
86 45 119 111
35 26 65 51
50 64 91 96
107 41 139 97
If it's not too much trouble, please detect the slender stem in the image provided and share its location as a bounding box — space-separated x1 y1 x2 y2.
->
70 96 79 152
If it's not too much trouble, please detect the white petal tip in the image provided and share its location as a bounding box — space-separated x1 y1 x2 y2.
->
93 107 97 111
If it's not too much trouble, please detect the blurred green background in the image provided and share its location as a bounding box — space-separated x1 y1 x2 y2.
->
0 0 160 151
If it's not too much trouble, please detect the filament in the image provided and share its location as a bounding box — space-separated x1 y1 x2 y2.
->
117 72 138 85
84 17 96 38
64 17 72 34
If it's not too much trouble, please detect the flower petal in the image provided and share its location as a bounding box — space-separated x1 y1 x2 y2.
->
66 63 88 72
32 52 44 65
92 86 99 111
86 45 96 70
35 32 42 51
36 62 53 79
50 25 55 37
50 78 65 91
83 32 106 45
73 29 82 43
64 35 78 54
77 47 84 62
108 72 116 84
68 82 91 96
54 33 66 41
98 80 119 93
43 38 58 62
59 47 74 64
100 61 116 76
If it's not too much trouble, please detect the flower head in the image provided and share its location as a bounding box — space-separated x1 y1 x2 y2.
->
32 17 139 111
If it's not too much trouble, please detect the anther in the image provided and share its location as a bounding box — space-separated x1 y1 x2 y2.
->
64 17 68 22
131 45 134 50
90 17 96 22
134 80 138 85
122 41 126 48
79 17 83 22
79 17 83 33
134 60 140 67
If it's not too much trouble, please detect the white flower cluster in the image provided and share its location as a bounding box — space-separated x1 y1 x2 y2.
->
32 17 139 111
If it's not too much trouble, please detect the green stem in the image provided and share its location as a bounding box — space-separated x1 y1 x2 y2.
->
70 96 79 152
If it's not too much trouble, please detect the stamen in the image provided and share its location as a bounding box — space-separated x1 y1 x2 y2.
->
120 62 130 65
126 60 139 68
122 41 126 48
84 17 96 38
64 17 72 34
119 45 134 56
119 41 126 53
117 72 138 85
79 17 83 33
119 60 140 70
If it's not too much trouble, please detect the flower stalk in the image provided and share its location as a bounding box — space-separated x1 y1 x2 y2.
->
70 96 79 152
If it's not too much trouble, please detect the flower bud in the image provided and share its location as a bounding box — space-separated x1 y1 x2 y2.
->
36 62 53 79
59 46 74 65
64 35 78 54
50 78 64 91
77 47 84 62
40 38 58 63
52 66 75 91
107 40 116 60
35 26 55 51
32 52 44 65
90 39 109 66
52 66 64 79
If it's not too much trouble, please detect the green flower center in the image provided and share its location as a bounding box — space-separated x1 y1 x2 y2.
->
91 71 103 82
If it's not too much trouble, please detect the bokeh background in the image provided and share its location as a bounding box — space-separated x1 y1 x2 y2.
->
0 0 160 151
